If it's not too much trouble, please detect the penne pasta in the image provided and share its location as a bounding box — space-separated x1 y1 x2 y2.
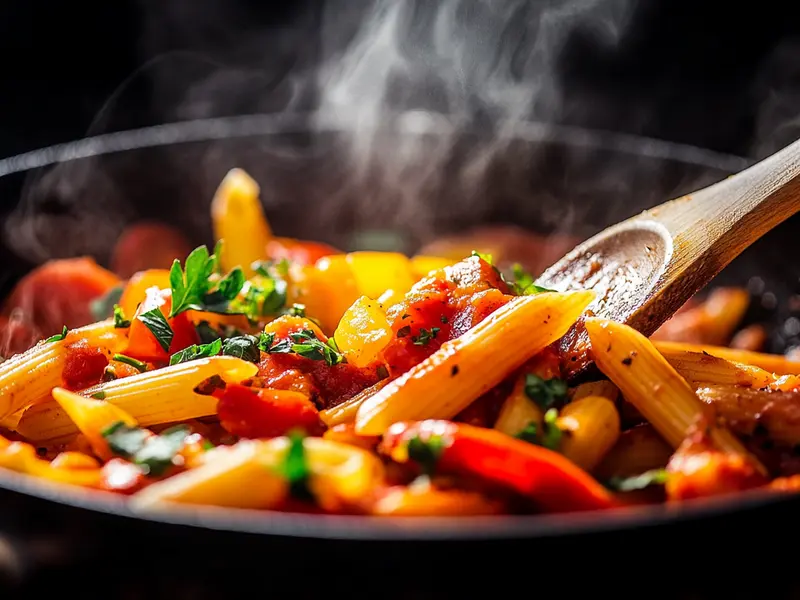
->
355 290 596 435
0 320 123 419
211 168 271 276
557 396 621 472
15 356 258 445
584 318 765 474
494 374 543 437
319 380 389 427
653 340 800 376
657 347 777 389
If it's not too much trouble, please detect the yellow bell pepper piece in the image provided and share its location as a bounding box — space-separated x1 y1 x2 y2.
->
345 252 416 300
288 256 359 335
211 168 272 276
333 296 392 368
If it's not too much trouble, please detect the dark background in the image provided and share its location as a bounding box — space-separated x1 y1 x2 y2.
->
1 0 799 161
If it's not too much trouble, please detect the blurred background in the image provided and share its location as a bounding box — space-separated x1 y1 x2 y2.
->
1 0 799 160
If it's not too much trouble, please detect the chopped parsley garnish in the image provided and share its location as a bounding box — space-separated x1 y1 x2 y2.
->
406 434 446 476
113 305 131 328
102 421 189 476
169 338 222 366
221 335 261 363
470 250 494 265
168 244 246 317
45 325 69 343
230 275 287 320
524 373 569 410
277 430 313 501
90 285 124 320
606 468 669 492
195 321 221 344
515 408 563 451
396 325 411 338
263 329 345 366
137 308 174 352
412 327 440 346
112 354 148 373
440 315 449 324
285 303 306 317
90 390 106 400
509 263 555 295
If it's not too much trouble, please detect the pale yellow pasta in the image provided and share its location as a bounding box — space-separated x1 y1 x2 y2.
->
584 317 765 474
657 347 776 388
654 340 800 375
494 375 543 437
556 396 620 471
571 380 619 402
130 437 384 511
355 290 595 435
14 356 258 445
0 320 124 419
211 168 271 276
319 379 388 427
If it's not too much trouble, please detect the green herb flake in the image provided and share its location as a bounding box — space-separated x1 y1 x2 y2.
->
396 325 411 338
257 332 276 352
112 354 148 373
285 303 306 317
412 327 440 346
470 250 494 265
221 335 261 363
523 373 569 410
44 325 69 343
507 263 556 295
90 390 106 400
195 321 221 344
169 338 222 366
515 408 563 451
277 430 314 501
101 421 190 477
137 308 174 352
169 245 247 317
606 468 669 492
113 305 131 328
263 329 344 366
406 434 446 477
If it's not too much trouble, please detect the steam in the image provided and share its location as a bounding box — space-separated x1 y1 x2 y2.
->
3 0 780 270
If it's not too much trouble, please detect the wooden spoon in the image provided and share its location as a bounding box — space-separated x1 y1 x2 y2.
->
535 138 800 379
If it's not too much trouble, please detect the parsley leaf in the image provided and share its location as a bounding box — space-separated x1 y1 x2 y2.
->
277 430 313 501
412 327 440 346
169 245 246 317
515 408 563 451
169 338 222 366
137 308 174 352
524 373 569 410
261 329 344 366
507 263 555 295
470 250 494 265
112 354 148 373
101 422 189 476
285 303 306 317
221 335 261 363
195 321 221 344
45 325 68 343
257 332 276 352
91 390 106 400
201 267 246 313
407 434 446 476
113 305 131 328
606 468 669 492
90 285 124 320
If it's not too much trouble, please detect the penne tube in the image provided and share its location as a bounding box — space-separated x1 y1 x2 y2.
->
131 437 385 511
695 385 800 447
584 318 765 474
14 356 258 445
657 347 776 389
571 380 619 402
371 480 502 516
0 436 101 487
593 424 674 480
0 320 123 419
211 168 271 276
494 375 543 437
557 396 621 472
355 290 596 435
653 340 800 376
319 379 388 427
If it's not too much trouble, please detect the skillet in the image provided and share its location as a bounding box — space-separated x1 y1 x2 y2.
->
0 113 798 597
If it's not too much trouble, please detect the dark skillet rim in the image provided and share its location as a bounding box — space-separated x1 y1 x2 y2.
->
0 113 768 541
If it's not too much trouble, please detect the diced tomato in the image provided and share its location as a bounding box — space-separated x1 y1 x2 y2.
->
99 458 147 494
265 237 340 266
217 383 325 439
62 341 110 390
111 222 193 279
123 286 199 362
1 257 120 336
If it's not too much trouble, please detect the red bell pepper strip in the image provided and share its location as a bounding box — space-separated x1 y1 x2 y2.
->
124 286 199 362
381 420 616 513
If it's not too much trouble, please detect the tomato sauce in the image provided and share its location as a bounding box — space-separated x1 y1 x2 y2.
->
62 341 110 390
